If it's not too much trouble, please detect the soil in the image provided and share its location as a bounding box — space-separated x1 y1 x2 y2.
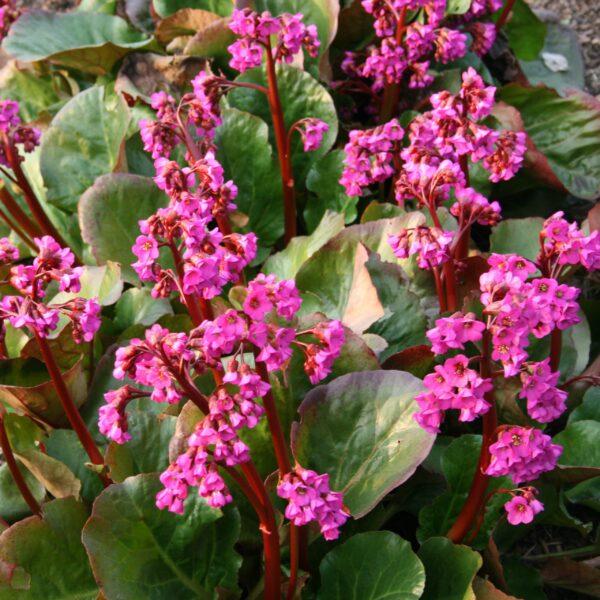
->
530 0 600 96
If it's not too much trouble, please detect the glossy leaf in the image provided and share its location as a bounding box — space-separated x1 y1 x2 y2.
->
40 86 130 213
500 0 546 61
79 174 169 283
418 537 482 600
104 399 177 482
114 288 173 330
0 498 98 598
568 387 600 424
263 211 345 280
317 531 425 600
0 358 86 428
0 463 45 523
497 84 600 200
554 420 600 469
215 108 284 248
228 64 338 187
153 0 232 18
2 11 153 75
82 473 241 598
304 150 358 232
293 370 435 517
489 217 544 263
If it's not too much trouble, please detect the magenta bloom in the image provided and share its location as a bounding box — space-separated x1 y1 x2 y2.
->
505 491 544 525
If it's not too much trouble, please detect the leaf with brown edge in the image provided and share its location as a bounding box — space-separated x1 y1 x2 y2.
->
156 8 220 44
0 357 87 428
14 450 81 499
473 577 520 600
183 16 234 60
382 345 435 378
541 557 600 597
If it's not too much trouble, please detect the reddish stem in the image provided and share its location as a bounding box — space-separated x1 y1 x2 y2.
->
0 185 42 239
0 407 41 516
455 155 471 261
495 0 517 31
433 266 447 313
3 135 73 255
447 330 497 543
379 8 407 123
428 204 459 311
33 333 110 487
264 39 296 244
0 207 36 250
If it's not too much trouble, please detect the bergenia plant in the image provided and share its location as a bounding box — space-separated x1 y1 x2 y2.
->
0 0 597 598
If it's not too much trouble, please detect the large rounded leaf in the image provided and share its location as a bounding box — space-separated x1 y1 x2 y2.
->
317 531 425 600
82 473 241 599
418 537 482 600
497 84 600 200
215 108 283 248
292 370 435 517
0 498 98 599
40 86 130 213
2 11 154 75
228 64 338 186
79 174 169 283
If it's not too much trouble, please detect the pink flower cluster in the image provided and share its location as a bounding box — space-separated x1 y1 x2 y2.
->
0 0 19 40
98 386 148 444
277 466 349 540
0 236 100 342
415 354 492 433
519 359 567 423
389 226 454 270
481 253 582 377
228 8 320 73
541 211 600 274
486 426 562 485
0 99 41 166
339 0 498 101
0 237 18 264
426 312 485 354
339 119 403 197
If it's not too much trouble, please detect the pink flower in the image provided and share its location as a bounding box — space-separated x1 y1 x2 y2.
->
519 360 567 422
0 237 18 264
504 490 544 525
426 312 485 354
300 119 329 152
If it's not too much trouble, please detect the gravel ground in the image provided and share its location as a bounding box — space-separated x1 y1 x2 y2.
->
530 0 600 95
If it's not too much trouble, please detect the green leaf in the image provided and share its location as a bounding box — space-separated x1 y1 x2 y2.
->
418 435 509 548
114 288 173 330
40 86 130 213
519 23 585 93
418 537 482 600
0 358 87 428
44 430 104 503
445 0 471 15
228 64 338 187
304 150 358 232
554 420 600 468
2 11 154 75
295 214 431 332
0 498 98 599
497 84 600 200
215 108 284 249
50 262 123 308
569 387 600 424
79 174 169 283
82 473 241 598
0 65 62 122
489 217 544 263
183 16 235 61
153 0 232 18
3 414 44 454
105 399 177 482
0 463 45 523
499 0 546 61
293 370 435 517
365 252 428 361
263 211 345 280
317 531 425 600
